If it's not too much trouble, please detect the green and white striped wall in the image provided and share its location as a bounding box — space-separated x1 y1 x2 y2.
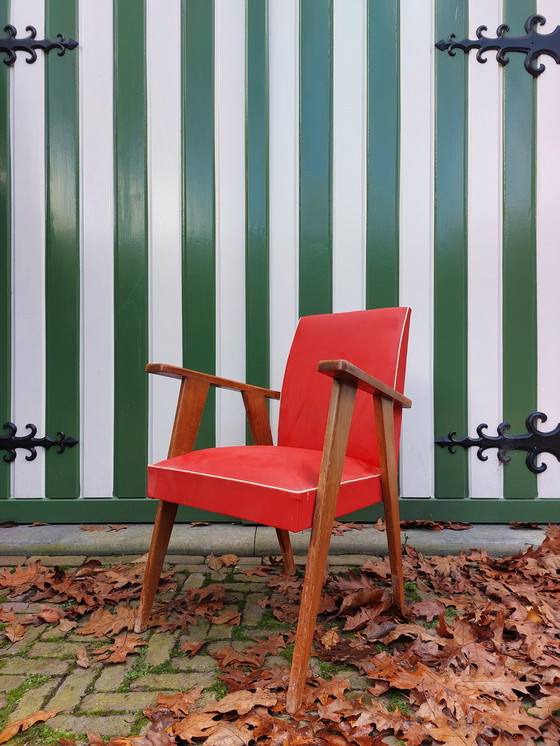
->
1 0 559 522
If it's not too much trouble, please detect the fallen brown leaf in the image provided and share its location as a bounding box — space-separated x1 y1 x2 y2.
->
76 645 91 668
5 623 26 642
108 524 128 531
80 524 106 532
219 553 239 567
179 640 204 657
0 709 60 743
207 554 224 572
92 634 147 663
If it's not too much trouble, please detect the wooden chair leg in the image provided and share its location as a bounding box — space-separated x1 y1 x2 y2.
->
135 500 178 633
374 395 405 611
286 379 357 714
275 529 296 575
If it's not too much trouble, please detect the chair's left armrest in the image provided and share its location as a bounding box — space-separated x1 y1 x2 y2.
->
318 359 411 408
146 363 280 400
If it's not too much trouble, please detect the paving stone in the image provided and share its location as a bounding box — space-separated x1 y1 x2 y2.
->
172 564 208 573
206 641 246 655
264 655 287 668
232 572 271 583
50 713 134 737
25 555 86 566
1 601 51 613
182 573 205 590
327 554 382 566
242 592 267 626
172 655 216 672
206 624 233 640
0 556 26 566
0 693 5 709
81 691 158 712
0 657 70 675
185 621 210 642
144 630 179 666
234 557 262 565
131 671 214 690
165 555 205 564
10 679 62 721
46 666 100 711
29 641 84 658
0 674 26 691
221 582 268 593
85 555 153 565
94 658 135 691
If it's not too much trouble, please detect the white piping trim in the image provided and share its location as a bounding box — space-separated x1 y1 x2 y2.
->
148 463 380 494
393 307 411 389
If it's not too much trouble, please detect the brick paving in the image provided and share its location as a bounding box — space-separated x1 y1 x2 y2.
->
0 552 375 744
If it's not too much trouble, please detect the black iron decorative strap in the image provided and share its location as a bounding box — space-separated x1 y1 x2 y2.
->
436 412 560 474
0 422 78 463
0 24 78 67
435 14 560 77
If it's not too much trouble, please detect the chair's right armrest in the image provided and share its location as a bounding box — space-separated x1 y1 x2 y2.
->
146 363 280 400
318 359 411 408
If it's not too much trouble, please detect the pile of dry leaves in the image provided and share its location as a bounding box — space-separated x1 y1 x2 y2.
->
0 526 559 745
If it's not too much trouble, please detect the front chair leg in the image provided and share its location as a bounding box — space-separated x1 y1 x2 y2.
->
374 395 405 611
135 500 178 633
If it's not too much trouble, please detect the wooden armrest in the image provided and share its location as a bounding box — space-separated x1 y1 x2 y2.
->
318 360 411 408
146 363 281 400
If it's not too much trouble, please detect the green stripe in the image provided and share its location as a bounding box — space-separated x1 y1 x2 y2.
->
502 0 537 498
299 0 333 317
113 0 148 497
0 0 9 499
366 0 399 309
433 0 468 499
182 0 215 449
45 0 80 499
245 0 269 398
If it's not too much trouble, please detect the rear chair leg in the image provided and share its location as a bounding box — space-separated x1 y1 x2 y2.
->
135 500 178 633
275 528 296 575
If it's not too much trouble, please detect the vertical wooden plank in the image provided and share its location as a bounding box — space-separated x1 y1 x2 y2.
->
146 0 183 465
0 0 10 499
299 0 333 317
113 0 149 497
502 0 537 499
468 0 503 499
268 0 299 438
45 0 80 498
80 0 114 498
182 0 216 449
214 0 246 447
398 0 434 498
434 0 468 498
366 0 400 310
332 0 366 313
11 0 46 499
535 0 560 496
246 0 269 392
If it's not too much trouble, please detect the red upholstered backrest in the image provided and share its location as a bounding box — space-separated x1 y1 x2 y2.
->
278 308 411 467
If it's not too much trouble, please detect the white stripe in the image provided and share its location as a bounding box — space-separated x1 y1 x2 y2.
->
268 0 300 439
80 0 114 497
332 0 366 313
535 1 560 497
10 0 46 498
398 0 434 498
467 0 504 498
146 0 183 464
214 0 246 447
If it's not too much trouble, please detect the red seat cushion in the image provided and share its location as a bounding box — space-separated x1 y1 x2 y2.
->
147 446 382 533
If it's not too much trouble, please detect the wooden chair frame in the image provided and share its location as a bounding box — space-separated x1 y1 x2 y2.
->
135 359 411 714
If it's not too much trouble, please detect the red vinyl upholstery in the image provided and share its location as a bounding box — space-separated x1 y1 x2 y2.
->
146 307 411 531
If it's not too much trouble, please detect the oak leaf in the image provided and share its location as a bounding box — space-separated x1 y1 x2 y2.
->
107 524 128 531
0 709 60 743
179 640 204 657
5 623 26 642
202 688 277 715
219 554 239 567
156 686 205 716
92 634 147 663
321 628 340 649
76 645 91 668
80 524 105 531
